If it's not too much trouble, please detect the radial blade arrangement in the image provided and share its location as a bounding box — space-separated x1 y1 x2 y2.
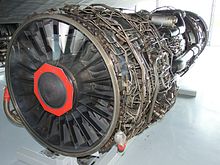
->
4 4 208 157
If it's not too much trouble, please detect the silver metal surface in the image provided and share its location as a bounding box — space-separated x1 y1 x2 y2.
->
151 15 178 27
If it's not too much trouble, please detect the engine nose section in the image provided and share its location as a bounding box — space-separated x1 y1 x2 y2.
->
34 63 74 116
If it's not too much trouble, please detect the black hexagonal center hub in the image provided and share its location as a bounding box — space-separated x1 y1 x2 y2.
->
38 72 66 108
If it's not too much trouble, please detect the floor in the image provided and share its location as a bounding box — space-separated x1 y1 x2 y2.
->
0 46 220 165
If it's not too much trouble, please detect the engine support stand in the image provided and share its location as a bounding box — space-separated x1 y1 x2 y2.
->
178 85 197 97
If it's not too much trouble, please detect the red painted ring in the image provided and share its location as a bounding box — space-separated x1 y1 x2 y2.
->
34 63 74 116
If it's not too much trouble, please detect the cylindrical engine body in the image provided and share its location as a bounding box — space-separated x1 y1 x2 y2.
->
5 4 208 157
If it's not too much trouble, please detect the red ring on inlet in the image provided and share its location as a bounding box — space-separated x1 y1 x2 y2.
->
34 63 74 116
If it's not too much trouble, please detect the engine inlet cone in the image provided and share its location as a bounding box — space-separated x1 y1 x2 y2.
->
34 63 74 116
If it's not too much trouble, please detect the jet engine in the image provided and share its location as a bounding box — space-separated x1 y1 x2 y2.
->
4 4 208 157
